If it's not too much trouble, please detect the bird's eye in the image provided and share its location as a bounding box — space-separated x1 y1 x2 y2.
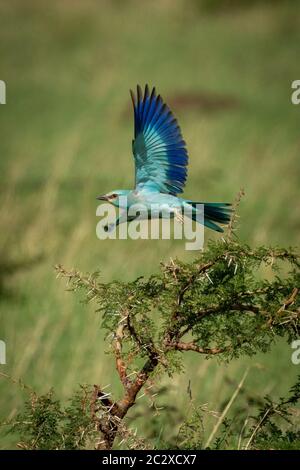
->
110 193 117 199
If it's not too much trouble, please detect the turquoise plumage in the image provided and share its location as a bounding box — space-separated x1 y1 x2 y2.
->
97 85 231 233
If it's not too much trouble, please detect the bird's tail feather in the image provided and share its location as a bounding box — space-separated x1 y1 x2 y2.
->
188 202 232 233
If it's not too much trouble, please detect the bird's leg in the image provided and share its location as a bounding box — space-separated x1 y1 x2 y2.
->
104 211 126 233
174 208 184 225
104 211 137 233
104 222 116 233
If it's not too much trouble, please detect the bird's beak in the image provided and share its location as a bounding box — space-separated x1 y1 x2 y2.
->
96 194 108 201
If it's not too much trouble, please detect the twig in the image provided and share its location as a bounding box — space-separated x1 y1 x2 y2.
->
227 188 245 240
113 317 129 388
244 407 271 450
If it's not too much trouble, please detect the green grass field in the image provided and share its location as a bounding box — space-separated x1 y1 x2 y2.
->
0 0 299 448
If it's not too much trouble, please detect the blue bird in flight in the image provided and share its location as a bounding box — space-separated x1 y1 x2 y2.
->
97 85 231 233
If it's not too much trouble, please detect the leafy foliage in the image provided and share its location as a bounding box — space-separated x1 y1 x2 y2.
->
56 239 299 371
4 237 300 449
205 375 300 450
245 375 300 450
8 386 98 450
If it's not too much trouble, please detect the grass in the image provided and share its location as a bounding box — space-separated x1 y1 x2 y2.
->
0 0 299 448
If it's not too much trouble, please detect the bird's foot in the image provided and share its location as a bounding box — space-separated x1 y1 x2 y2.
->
175 210 184 224
104 223 116 233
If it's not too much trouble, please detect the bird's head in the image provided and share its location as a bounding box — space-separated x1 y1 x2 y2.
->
96 189 130 207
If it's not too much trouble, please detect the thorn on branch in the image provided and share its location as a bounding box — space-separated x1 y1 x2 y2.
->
227 188 245 240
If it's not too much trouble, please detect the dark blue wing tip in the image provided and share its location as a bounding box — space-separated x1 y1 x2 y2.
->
130 84 156 107
131 84 189 195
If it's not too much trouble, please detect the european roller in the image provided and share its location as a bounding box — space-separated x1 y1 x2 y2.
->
97 85 231 233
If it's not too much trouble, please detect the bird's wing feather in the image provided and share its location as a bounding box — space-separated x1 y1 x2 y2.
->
130 85 188 195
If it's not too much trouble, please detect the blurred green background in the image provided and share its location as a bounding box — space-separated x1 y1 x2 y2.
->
0 0 299 448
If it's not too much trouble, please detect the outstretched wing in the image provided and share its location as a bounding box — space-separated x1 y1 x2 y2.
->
130 85 188 195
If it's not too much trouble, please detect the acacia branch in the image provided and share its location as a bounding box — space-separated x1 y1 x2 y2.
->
164 260 220 347
267 287 299 326
95 311 161 447
91 385 120 450
126 314 158 359
117 353 159 418
277 287 298 315
194 303 261 319
226 187 244 240
54 244 299 450
178 303 261 341
113 318 129 388
167 340 226 355
176 260 216 307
